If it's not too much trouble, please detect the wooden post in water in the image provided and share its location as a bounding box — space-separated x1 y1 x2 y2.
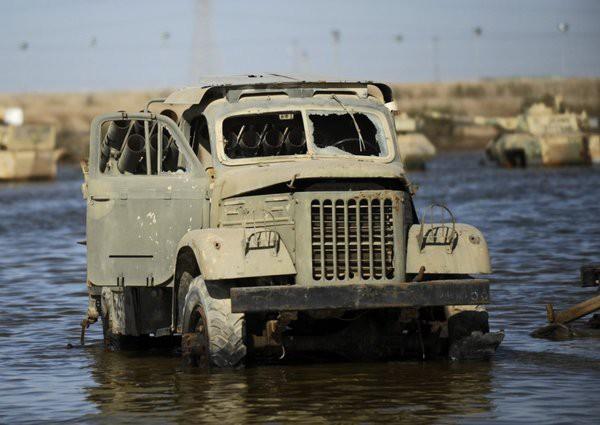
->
546 294 600 324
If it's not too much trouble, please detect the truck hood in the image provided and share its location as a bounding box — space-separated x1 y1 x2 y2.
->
213 159 407 199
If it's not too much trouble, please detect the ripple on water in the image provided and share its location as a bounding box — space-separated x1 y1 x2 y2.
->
0 155 600 423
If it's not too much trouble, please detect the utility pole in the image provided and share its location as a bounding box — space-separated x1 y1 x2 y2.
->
558 22 569 77
331 29 341 76
473 26 482 80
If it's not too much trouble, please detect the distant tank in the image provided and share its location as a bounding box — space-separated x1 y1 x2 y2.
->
586 117 600 165
393 112 436 170
0 107 60 180
428 97 594 168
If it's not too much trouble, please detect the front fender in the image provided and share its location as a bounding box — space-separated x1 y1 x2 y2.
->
176 228 296 280
406 223 491 275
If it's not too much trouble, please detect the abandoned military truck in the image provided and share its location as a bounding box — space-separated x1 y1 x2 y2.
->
82 75 502 367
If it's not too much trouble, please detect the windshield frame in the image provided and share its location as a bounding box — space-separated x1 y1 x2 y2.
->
212 99 396 166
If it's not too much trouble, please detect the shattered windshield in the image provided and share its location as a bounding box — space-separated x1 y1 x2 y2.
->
220 108 389 160
308 111 387 157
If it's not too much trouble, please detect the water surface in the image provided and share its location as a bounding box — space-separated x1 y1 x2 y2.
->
0 152 599 423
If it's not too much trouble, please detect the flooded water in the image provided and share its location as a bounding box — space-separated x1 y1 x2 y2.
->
1 151 599 423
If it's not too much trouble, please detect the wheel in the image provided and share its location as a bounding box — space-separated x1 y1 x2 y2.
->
181 276 246 367
447 308 503 360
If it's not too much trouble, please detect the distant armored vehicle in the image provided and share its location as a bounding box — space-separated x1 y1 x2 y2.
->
0 107 60 180
586 117 600 165
589 135 600 165
81 75 502 367
393 111 436 170
428 97 593 168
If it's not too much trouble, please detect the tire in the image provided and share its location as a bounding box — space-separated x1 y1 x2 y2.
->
447 310 489 342
181 276 246 368
447 310 503 360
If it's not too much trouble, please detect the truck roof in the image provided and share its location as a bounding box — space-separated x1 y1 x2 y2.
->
164 74 393 106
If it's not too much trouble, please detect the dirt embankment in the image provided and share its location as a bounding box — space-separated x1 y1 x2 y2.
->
1 78 598 160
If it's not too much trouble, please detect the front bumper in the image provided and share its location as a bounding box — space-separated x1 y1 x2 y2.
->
230 279 489 313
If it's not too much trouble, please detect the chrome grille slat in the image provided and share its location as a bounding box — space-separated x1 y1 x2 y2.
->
311 196 395 282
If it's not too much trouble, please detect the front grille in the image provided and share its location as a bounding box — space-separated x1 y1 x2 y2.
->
311 197 395 281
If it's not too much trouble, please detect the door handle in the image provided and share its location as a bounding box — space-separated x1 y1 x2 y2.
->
90 196 110 202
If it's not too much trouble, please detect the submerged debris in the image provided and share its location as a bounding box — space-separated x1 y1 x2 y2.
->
532 280 600 340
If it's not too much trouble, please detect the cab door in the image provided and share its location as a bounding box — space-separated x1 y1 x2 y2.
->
86 112 208 287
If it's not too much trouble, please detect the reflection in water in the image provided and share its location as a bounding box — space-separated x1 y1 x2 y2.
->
1 153 600 423
83 345 494 423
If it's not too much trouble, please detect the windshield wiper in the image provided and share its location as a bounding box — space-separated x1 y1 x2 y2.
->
331 94 366 152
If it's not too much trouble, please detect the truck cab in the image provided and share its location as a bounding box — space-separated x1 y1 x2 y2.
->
83 75 501 366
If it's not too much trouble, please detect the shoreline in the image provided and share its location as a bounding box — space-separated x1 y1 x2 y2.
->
2 77 598 161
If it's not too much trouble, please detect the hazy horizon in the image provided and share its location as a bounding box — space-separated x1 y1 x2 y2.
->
1 0 599 93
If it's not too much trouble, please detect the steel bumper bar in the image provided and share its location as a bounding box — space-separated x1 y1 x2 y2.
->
230 279 490 313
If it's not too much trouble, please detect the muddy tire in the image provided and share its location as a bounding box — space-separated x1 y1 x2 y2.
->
181 276 246 368
447 310 503 360
448 310 490 342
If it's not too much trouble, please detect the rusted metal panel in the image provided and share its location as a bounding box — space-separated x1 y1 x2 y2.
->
230 279 490 313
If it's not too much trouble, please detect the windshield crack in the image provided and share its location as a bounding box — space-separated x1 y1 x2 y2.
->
331 95 366 152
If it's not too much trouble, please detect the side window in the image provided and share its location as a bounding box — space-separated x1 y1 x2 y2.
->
99 110 189 175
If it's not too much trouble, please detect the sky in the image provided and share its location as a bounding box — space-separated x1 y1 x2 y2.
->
1 0 599 93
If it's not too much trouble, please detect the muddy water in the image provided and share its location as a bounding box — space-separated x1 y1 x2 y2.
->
0 152 599 423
